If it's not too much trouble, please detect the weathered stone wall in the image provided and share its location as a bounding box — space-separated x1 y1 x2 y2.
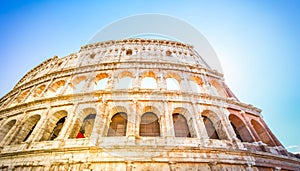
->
0 39 299 170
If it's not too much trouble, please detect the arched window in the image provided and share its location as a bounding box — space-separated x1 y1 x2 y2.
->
172 114 191 137
77 114 96 138
230 122 243 141
10 115 40 145
139 112 160 137
166 78 180 90
107 112 127 136
49 116 66 140
251 120 275 146
189 81 201 93
116 77 133 89
229 114 254 143
47 80 65 96
189 76 203 93
203 116 219 139
33 85 46 97
40 110 68 141
94 73 109 90
74 80 86 93
141 77 157 89
0 119 16 143
14 89 30 104
94 78 108 90
209 80 227 97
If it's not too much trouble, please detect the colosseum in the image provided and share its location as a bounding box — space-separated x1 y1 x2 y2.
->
0 15 299 171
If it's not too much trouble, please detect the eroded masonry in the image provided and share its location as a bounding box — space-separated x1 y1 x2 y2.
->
0 39 299 170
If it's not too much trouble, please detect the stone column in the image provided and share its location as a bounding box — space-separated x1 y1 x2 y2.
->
127 100 137 141
56 107 77 143
126 161 133 171
39 78 54 97
189 102 202 138
132 69 140 90
219 109 237 141
208 162 218 171
95 101 109 145
192 104 208 140
163 100 175 137
158 73 166 90
168 161 176 171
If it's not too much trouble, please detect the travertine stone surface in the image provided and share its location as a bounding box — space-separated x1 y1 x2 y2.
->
0 39 299 170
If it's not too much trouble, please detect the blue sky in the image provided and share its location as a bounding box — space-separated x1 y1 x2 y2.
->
0 0 299 153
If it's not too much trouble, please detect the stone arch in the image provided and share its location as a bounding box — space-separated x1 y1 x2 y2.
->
107 112 128 136
172 107 195 138
141 71 157 89
139 106 160 137
201 110 228 140
33 84 46 97
188 76 203 93
172 114 191 137
229 114 254 143
209 79 227 97
69 108 97 139
40 110 68 141
251 119 276 146
10 114 41 145
47 79 66 96
109 106 128 119
166 72 181 90
115 71 134 89
0 119 16 143
71 75 87 93
142 106 160 116
14 89 31 104
94 73 109 90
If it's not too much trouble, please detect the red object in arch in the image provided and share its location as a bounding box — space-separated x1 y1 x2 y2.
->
76 132 85 138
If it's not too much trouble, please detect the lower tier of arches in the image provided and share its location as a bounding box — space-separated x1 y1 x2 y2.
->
0 144 299 171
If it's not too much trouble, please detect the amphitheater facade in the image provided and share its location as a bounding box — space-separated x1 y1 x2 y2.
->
0 38 299 171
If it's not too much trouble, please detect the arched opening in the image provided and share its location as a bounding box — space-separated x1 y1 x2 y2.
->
172 114 191 137
189 76 203 93
49 116 66 140
141 71 157 89
202 116 219 139
229 114 254 143
251 119 275 146
47 80 65 96
77 114 96 138
74 77 86 93
94 73 109 90
189 81 201 93
209 80 227 97
116 77 133 89
139 112 160 137
10 115 40 145
40 110 67 141
33 85 46 97
107 112 127 136
95 78 108 90
0 119 16 143
141 77 157 89
166 78 180 90
15 89 30 104
115 71 134 89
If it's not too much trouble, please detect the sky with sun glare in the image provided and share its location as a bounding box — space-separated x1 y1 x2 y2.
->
0 0 299 153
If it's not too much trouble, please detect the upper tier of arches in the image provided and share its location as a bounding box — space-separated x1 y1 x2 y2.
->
2 70 234 109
